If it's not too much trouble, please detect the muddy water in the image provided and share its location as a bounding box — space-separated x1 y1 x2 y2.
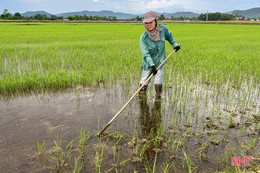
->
0 87 128 172
0 84 259 173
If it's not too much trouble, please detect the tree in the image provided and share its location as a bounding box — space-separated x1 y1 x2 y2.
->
83 14 89 20
50 15 57 20
158 14 165 20
67 16 74 20
34 14 42 20
190 17 196 21
179 16 184 21
198 12 234 21
14 12 21 19
220 13 234 20
34 14 47 20
74 15 82 20
170 16 175 20
208 12 221 21
41 14 48 20
135 15 142 21
94 15 100 20
3 9 8 15
111 16 117 21
198 13 206 21
1 9 12 19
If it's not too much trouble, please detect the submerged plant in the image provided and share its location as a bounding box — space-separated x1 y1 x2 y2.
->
73 156 83 173
182 149 197 173
163 161 174 173
65 140 74 166
37 140 46 156
152 151 158 173
78 128 91 157
95 136 109 173
49 133 64 169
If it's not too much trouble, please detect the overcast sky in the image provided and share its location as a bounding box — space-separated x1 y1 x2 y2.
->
1 0 260 14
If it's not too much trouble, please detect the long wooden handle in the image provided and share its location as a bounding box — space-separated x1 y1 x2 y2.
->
98 48 178 136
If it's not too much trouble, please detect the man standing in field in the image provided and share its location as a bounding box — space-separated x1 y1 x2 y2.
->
139 11 180 98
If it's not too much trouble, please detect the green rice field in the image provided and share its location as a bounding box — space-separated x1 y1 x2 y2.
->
0 22 260 94
0 22 259 172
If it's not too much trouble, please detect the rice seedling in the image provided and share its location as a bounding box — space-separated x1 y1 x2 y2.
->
95 135 109 173
235 125 246 139
241 138 260 159
196 146 209 163
95 145 105 172
182 149 197 173
65 140 74 166
112 145 118 164
175 135 184 153
78 128 91 157
163 161 173 173
36 140 46 156
73 156 84 173
37 139 47 166
169 135 178 152
129 122 138 147
152 151 158 173
49 133 64 170
221 147 229 167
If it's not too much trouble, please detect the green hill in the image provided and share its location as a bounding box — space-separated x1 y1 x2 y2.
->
21 10 52 17
232 7 260 18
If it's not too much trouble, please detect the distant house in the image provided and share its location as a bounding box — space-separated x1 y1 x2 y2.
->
249 17 260 21
235 16 243 20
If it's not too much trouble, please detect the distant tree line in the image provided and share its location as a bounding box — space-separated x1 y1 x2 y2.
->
0 9 63 20
131 15 198 21
198 12 234 21
0 9 118 21
67 15 117 21
1 8 248 21
1 9 22 19
132 13 235 21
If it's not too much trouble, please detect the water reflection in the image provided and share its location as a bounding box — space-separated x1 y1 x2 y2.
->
139 93 162 161
139 95 162 137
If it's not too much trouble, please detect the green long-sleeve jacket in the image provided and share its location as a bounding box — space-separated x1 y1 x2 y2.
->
140 24 178 70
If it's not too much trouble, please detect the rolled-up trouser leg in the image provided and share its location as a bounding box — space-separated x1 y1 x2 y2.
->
139 64 165 96
139 64 165 86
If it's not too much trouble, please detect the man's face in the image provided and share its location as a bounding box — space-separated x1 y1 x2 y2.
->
145 20 156 31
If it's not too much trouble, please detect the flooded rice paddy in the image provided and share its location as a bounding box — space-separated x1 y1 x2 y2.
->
1 22 260 173
0 81 259 173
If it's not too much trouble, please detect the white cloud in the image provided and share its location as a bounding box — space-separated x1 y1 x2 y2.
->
138 0 208 12
122 0 203 13
4 0 260 14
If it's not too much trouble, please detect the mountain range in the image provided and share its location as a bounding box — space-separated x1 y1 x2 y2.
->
232 7 260 18
21 7 260 19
